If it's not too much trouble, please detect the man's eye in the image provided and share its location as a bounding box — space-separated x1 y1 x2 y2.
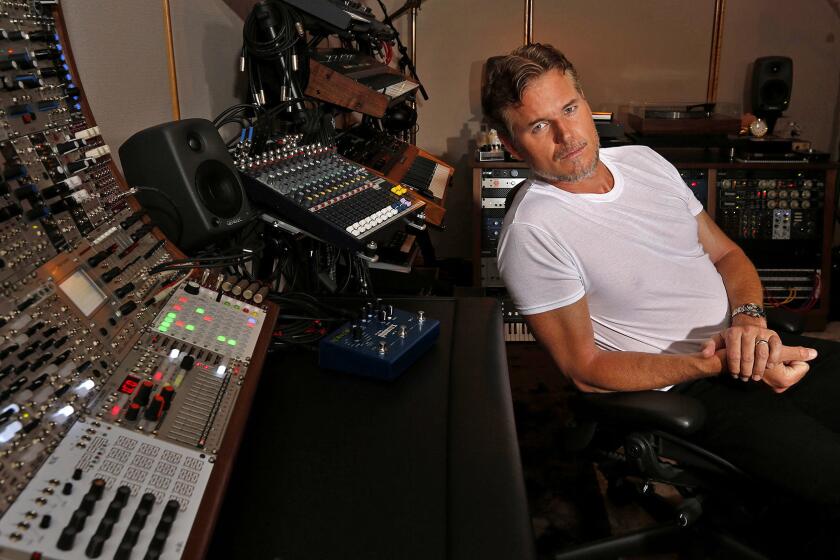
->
565 105 578 115
532 122 547 133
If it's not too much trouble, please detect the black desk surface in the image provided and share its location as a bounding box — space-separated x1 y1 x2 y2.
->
210 297 535 560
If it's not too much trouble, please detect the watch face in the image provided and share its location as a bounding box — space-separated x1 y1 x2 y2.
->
750 118 769 138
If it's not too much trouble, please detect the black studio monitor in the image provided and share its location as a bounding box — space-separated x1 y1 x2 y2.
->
119 119 254 253
751 56 793 132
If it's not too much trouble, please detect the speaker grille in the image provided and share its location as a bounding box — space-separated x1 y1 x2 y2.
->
195 160 244 220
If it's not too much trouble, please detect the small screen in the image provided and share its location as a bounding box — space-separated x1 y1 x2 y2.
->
58 270 106 317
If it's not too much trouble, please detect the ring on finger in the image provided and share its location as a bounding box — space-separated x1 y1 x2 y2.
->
755 339 769 346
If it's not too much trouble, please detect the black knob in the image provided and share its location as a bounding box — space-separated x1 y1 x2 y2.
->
104 501 122 522
56 526 77 550
184 281 200 295
150 528 168 549
72 468 83 481
133 380 153 406
62 482 73 495
80 493 96 515
157 513 175 533
122 524 141 546
85 534 105 558
115 485 131 507
114 540 134 560
140 492 156 508
89 478 106 500
125 402 141 421
179 355 195 370
114 282 134 299
69 509 87 531
159 386 175 410
39 514 51 529
144 395 165 421
95 516 115 539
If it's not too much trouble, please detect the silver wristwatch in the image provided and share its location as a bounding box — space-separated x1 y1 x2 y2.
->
730 303 766 320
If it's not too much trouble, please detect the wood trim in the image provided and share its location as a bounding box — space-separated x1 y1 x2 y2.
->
162 0 181 120
524 0 534 45
706 0 726 103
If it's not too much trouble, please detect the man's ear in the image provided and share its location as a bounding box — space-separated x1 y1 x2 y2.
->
499 134 522 160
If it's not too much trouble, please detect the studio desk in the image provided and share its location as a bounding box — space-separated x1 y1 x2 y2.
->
209 297 536 560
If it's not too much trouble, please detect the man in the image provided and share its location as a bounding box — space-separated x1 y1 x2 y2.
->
482 43 840 539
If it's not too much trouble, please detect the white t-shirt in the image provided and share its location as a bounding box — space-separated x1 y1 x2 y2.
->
497 145 729 356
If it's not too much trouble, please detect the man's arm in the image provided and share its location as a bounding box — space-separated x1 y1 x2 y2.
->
526 295 726 392
527 295 816 392
695 211 783 379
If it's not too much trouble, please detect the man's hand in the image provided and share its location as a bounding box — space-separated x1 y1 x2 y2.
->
721 314 783 382
700 333 817 390
762 360 811 393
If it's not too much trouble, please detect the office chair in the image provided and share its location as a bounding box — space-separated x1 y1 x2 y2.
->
503 183 805 559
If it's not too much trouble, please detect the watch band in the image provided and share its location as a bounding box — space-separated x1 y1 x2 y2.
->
731 303 767 320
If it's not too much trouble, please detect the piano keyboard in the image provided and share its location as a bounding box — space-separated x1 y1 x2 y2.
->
401 155 450 199
504 320 536 342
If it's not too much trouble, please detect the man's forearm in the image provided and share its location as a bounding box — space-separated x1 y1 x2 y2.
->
714 246 764 317
570 348 724 392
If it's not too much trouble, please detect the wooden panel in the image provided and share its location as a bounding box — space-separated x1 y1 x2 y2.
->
305 60 389 118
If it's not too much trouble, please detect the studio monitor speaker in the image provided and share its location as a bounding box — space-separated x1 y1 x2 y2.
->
119 118 254 253
751 56 793 115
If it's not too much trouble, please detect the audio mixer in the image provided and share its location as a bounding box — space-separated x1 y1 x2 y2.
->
0 3 277 559
237 137 426 254
716 168 826 305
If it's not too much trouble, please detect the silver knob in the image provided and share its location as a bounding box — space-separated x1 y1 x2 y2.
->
417 310 425 322
378 341 387 354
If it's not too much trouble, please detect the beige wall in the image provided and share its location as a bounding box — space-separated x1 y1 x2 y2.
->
63 1 840 261
409 0 840 260
62 0 174 170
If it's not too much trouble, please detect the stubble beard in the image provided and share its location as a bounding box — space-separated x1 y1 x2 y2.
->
534 138 601 184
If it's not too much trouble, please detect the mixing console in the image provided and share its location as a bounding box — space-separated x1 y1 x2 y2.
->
0 4 277 559
237 137 426 253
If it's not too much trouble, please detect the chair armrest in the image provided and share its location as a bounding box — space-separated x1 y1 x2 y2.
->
571 391 706 437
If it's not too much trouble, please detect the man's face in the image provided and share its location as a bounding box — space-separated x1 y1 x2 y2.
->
501 69 600 185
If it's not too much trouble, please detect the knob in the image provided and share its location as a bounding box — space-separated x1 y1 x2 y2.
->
134 380 153 406
163 499 180 518
95 516 115 539
104 501 122 522
351 324 362 341
184 281 200 295
89 478 106 500
62 482 73 495
399 325 407 338
417 310 425 322
159 385 175 410
56 526 77 551
139 492 156 511
80 493 96 515
378 341 387 354
144 395 165 421
125 402 141 421
69 509 88 531
377 309 387 321
114 485 131 507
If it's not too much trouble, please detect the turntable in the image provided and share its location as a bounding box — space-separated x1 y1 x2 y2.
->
626 102 741 136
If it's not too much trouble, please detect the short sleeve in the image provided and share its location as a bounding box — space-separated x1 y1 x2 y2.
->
643 147 704 216
497 222 585 315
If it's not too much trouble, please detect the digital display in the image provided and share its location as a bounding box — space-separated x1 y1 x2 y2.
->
57 270 106 317
119 374 140 395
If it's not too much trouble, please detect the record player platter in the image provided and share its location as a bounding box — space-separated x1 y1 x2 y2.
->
644 103 715 119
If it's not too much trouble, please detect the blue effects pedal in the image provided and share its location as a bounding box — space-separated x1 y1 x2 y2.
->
319 306 440 380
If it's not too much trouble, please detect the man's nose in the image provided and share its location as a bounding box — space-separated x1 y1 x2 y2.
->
552 121 571 144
